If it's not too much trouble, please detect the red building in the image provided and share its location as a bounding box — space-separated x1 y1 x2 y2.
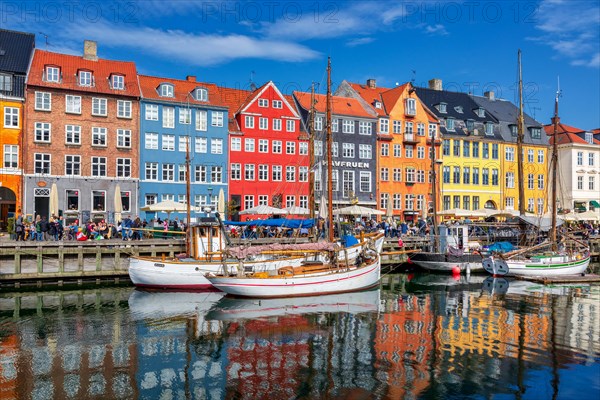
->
221 82 308 220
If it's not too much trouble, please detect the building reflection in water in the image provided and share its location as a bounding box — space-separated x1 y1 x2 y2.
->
0 280 598 399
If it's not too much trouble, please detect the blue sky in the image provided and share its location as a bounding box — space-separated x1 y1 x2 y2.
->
3 0 599 128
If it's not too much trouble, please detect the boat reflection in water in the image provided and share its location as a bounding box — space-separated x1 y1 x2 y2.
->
0 276 599 399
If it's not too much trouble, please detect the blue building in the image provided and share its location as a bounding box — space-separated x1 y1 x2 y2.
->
138 75 229 221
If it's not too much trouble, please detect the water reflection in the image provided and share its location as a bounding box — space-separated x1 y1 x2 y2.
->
0 277 598 399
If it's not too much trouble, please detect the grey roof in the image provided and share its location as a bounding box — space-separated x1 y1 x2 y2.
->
0 29 35 74
471 94 549 146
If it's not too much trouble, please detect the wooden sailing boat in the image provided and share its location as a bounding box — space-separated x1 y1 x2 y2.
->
205 58 383 298
482 51 591 277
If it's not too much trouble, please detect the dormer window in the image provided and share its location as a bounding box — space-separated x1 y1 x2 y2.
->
446 118 455 131
585 132 593 144
405 98 417 116
475 107 485 118
530 127 541 139
0 73 12 92
485 122 494 135
258 99 268 107
78 70 93 87
374 101 382 109
111 75 125 90
454 105 463 114
45 66 60 83
466 119 474 131
194 87 208 101
510 125 518 137
438 102 447 113
159 84 174 97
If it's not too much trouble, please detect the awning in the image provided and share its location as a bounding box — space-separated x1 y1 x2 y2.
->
590 200 600 208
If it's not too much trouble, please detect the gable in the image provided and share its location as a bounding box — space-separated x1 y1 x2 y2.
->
240 81 300 118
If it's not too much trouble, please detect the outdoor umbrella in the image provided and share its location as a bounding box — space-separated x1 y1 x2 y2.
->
318 194 328 220
140 199 194 219
49 183 59 217
332 204 385 216
284 206 311 215
114 185 123 223
217 189 226 215
238 204 288 215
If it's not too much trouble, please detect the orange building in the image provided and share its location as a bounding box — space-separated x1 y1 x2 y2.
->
338 79 440 222
0 29 35 225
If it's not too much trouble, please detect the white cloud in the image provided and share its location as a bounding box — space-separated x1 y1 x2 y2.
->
346 37 375 47
424 24 449 36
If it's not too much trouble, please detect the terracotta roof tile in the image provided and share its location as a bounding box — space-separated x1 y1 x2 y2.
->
213 86 252 132
27 49 140 97
293 91 375 118
348 82 389 116
138 75 228 108
545 122 600 145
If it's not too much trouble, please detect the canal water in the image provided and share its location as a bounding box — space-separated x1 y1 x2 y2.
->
0 274 599 400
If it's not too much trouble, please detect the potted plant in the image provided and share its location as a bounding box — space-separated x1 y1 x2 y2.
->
7 217 15 240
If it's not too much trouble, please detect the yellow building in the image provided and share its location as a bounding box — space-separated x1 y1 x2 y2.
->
0 29 35 226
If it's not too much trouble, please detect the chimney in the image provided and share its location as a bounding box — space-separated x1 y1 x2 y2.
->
428 78 442 91
186 75 196 82
83 40 98 61
366 78 376 89
484 91 495 101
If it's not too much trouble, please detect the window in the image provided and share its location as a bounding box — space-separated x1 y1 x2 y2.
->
482 169 489 185
359 144 372 159
360 171 371 192
577 152 584 166
286 141 296 154
506 172 515 188
527 149 534 163
178 135 190 152
91 98 107 116
443 166 450 184
577 176 584 190
92 191 106 211
3 145 18 168
417 123 425 136
405 145 413 158
299 142 308 155
537 198 544 214
160 84 174 97
162 164 175 181
258 164 268 181
299 166 308 182
393 168 402 182
259 117 268 130
405 122 414 135
446 118 455 131
65 125 81 145
211 112 224 127
163 107 175 128
272 100 283 108
145 162 158 180
453 196 460 209
196 110 207 131
117 129 131 148
286 120 295 132
145 194 157 206
286 196 295 208
589 176 596 191
273 118 282 131
417 170 425 183
492 169 499 186
332 142 338 157
258 139 268 153
473 168 479 185
393 194 402 209
538 175 544 190
342 171 355 198
405 195 415 210
428 123 437 138
35 92 51 111
35 153 51 174
528 173 534 189
505 147 515 162
380 143 389 157
195 166 207 183
492 144 499 159
145 104 158 120
66 190 79 211
463 167 470 184
211 139 223 154
482 143 489 159
537 150 544 163
79 70 92 86
117 158 131 178
528 198 534 212
342 143 355 158
272 165 282 181
245 116 255 129
463 196 470 210
530 127 541 139
273 141 282 154
162 194 174 202
65 96 81 114
195 88 208 101
230 137 241 151
245 138 255 152
244 195 254 210
245 164 255 180
485 122 494 135
511 125 518 137
443 140 450 156
0 73 12 92
176 164 187 182
162 134 175 151
34 122 51 142
359 121 372 135
211 166 222 183
231 164 242 180
145 133 158 149
380 168 389 181
314 116 323 131
3 107 18 128
342 120 354 133
405 98 416 115
111 75 124 90
463 141 470 157
585 132 594 144
417 146 425 159
505 197 514 209
590 153 596 166
393 144 402 157
45 66 60 82
179 108 191 124
453 167 460 184
453 140 460 156
379 119 389 134
286 166 296 181
438 103 447 113
392 120 401 134
299 196 308 209
91 157 106 177
443 196 451 210
258 98 268 107
406 168 416 183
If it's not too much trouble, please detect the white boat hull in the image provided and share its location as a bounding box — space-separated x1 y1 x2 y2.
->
483 255 591 277
206 257 381 298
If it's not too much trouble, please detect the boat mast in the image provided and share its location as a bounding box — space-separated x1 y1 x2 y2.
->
186 115 192 257
430 113 439 252
549 80 560 250
308 83 316 221
326 57 334 242
517 50 526 217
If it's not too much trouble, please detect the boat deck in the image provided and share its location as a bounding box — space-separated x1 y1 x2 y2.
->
514 274 600 284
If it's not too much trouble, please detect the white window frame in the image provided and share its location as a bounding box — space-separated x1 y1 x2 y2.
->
34 122 51 143
111 75 125 90
163 107 175 128
65 125 81 145
116 158 131 178
145 132 158 150
145 104 159 120
92 97 107 116
91 156 107 177
196 110 207 131
35 92 51 111
65 95 82 114
211 111 224 127
3 145 18 168
117 129 132 148
65 155 81 176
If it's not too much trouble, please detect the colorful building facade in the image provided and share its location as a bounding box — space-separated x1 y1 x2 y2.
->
138 75 229 220
0 29 35 225
24 41 140 223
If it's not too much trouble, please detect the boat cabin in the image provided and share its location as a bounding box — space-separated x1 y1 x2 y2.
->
436 224 478 253
189 216 227 260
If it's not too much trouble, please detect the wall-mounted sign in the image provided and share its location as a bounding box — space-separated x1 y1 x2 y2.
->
37 181 47 187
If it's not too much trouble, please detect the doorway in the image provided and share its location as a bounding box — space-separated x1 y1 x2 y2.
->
0 187 17 231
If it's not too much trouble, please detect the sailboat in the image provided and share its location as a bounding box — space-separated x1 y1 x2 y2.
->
482 52 591 277
204 58 383 298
